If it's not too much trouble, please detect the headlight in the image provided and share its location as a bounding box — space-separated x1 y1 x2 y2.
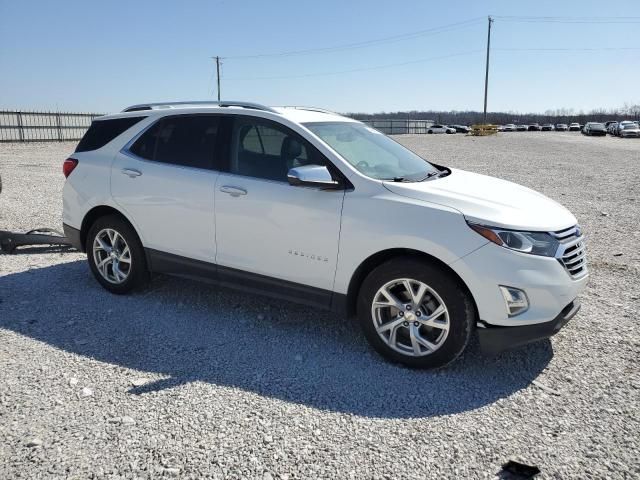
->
468 223 559 257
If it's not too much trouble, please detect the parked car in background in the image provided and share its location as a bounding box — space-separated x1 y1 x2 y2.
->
615 120 636 136
528 124 541 131
619 123 640 138
541 124 554 131
582 122 607 136
569 123 581 131
516 125 528 131
427 124 456 134
503 124 517 132
497 125 505 132
62 100 588 368
555 124 568 131
449 125 471 134
607 122 618 135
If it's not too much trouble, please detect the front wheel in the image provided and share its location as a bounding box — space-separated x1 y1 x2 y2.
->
357 258 475 368
86 214 149 294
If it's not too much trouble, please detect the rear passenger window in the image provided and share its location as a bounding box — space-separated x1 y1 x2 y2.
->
231 118 319 182
128 115 220 169
75 116 145 152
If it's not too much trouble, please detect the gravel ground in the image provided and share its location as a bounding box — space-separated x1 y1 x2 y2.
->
1 132 639 479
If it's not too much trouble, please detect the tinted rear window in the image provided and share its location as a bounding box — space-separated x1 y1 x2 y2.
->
129 115 220 169
76 117 145 152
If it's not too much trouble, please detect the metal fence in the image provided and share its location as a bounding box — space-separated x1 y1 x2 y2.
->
354 119 435 135
0 111 437 142
0 111 104 142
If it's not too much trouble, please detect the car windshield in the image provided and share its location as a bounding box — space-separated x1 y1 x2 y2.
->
592 123 604 127
304 122 438 181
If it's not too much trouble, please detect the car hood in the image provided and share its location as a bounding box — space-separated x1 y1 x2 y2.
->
383 168 576 231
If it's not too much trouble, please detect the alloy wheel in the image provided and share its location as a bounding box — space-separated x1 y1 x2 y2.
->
92 228 132 284
371 278 450 357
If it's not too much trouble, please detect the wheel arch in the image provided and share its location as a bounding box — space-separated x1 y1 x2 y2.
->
79 205 139 252
344 248 479 319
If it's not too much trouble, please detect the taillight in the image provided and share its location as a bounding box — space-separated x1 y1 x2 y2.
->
63 158 78 178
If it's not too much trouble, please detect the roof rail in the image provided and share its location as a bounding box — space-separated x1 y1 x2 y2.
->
121 100 278 114
282 106 340 115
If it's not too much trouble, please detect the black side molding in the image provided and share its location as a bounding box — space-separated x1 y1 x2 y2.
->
146 248 346 314
478 300 581 355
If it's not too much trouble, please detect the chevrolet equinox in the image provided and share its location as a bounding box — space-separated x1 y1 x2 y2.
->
62 101 588 368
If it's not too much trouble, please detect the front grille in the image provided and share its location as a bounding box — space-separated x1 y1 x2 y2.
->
551 226 588 279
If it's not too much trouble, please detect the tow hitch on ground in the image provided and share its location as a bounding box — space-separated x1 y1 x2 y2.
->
0 228 74 254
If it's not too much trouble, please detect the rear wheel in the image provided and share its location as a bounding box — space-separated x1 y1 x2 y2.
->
86 215 149 294
357 258 475 368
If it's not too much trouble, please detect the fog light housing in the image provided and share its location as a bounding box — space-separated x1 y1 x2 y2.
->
499 286 529 317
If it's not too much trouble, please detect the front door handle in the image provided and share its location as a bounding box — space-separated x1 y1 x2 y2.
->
121 168 142 178
220 185 247 197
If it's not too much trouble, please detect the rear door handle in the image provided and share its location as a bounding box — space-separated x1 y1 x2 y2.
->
121 168 142 178
220 185 247 197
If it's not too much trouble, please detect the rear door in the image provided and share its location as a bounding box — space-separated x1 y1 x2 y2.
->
111 114 221 262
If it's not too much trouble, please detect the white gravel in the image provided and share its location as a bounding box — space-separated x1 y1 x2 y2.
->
1 133 639 479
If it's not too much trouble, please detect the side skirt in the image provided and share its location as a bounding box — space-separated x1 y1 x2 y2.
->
145 248 347 314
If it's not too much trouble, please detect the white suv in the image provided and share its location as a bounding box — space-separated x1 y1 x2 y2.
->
62 101 588 368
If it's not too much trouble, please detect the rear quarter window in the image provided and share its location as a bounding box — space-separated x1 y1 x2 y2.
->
75 116 146 152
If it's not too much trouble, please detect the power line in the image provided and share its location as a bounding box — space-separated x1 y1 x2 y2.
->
224 50 483 80
494 47 640 52
493 15 640 24
222 17 485 59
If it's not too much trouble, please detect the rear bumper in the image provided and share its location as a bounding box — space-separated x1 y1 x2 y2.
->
63 223 83 251
478 300 580 355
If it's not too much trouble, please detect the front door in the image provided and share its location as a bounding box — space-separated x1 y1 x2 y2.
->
214 116 345 304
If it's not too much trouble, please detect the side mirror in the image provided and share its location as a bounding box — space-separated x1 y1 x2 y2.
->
287 165 339 189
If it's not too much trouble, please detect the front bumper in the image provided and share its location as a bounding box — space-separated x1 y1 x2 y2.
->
449 242 588 327
478 299 580 354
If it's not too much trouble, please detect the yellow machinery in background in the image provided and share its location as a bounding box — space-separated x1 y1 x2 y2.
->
470 124 498 136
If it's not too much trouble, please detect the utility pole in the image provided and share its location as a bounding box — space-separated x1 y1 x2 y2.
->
214 56 221 101
483 16 493 125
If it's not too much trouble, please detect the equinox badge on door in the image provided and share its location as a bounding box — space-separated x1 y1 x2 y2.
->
288 249 329 262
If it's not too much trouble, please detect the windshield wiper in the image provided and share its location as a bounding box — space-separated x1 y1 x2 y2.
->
416 171 441 182
384 171 445 182
419 169 451 181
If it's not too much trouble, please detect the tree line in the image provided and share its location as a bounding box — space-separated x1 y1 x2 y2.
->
347 102 640 125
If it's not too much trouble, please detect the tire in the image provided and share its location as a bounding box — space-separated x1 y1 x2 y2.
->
357 258 475 369
427 130 433 134
86 214 149 294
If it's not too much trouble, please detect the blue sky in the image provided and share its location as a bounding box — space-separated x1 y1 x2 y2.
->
0 0 638 114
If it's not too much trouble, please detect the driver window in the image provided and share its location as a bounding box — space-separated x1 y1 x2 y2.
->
231 118 318 182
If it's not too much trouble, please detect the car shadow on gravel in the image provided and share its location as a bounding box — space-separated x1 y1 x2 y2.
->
0 260 554 419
